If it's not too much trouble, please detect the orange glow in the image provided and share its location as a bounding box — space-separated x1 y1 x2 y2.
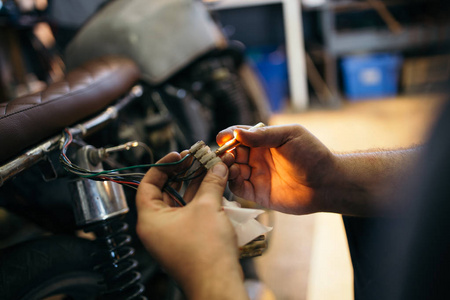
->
226 150 236 159
217 136 227 146
232 129 240 141
222 137 237 147
217 131 237 146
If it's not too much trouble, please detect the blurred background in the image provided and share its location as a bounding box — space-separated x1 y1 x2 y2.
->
1 0 449 299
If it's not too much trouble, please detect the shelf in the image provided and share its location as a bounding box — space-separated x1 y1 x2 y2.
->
204 0 282 11
205 0 310 111
326 24 450 56
312 0 450 101
302 0 428 12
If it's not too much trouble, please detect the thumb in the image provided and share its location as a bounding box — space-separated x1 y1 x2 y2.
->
234 124 296 148
192 163 228 209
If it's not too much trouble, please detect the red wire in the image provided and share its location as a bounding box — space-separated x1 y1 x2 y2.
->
101 175 184 207
111 180 140 186
165 190 184 207
98 176 140 186
101 176 183 207
62 128 73 162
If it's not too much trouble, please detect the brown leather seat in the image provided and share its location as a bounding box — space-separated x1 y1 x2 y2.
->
0 56 140 164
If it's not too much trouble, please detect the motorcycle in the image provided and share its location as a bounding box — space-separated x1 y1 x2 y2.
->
0 0 271 299
0 56 152 299
63 0 271 147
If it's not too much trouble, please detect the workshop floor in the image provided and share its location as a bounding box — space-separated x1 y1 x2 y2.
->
252 94 447 300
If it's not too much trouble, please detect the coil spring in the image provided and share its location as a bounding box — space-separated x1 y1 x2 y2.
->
86 218 146 300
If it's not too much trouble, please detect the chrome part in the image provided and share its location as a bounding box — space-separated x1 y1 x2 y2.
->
0 136 61 187
89 141 142 165
70 146 129 226
104 141 140 154
71 179 129 226
72 84 142 137
0 85 142 186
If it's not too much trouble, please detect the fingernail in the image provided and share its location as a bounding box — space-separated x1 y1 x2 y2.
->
211 163 227 177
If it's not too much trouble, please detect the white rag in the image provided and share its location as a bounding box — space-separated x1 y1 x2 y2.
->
222 198 272 247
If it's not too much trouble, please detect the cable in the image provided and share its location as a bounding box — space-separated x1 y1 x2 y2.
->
136 141 155 164
60 127 234 200
164 185 187 206
171 167 206 182
165 190 185 207
79 156 190 178
59 128 197 191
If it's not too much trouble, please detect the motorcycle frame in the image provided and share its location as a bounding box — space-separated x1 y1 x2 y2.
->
0 85 143 187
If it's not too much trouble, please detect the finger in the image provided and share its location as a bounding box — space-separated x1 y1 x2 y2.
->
141 152 183 188
234 124 302 148
191 163 228 210
180 150 190 157
239 164 252 180
137 183 171 212
221 152 235 167
167 151 195 193
228 174 253 202
170 182 183 193
229 164 240 181
175 150 195 181
216 125 252 146
235 146 250 164
137 152 183 208
227 164 250 187
182 169 206 203
184 152 233 203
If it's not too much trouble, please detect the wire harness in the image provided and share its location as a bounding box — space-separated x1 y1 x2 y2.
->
60 127 269 258
59 128 192 191
189 141 222 170
60 122 266 194
59 129 221 202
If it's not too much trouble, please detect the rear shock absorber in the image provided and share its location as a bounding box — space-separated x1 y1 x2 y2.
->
70 145 146 299
86 217 145 299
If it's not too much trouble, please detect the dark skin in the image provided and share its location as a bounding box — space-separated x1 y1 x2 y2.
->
217 124 335 215
217 124 419 215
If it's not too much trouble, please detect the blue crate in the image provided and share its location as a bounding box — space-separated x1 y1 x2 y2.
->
246 46 289 112
341 53 402 100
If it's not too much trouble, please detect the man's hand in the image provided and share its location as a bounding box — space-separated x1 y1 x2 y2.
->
136 152 249 300
218 124 421 216
217 124 335 215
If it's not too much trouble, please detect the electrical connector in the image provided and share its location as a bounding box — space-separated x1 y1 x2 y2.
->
189 141 222 169
189 123 265 170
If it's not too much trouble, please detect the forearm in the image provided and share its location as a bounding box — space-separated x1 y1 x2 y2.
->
182 261 249 300
320 147 422 216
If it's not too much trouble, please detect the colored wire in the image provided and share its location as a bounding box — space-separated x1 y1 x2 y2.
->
78 156 191 178
59 128 200 192
165 189 185 207
164 185 187 206
171 166 206 182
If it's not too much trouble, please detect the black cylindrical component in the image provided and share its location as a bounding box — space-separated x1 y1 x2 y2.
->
85 217 146 300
